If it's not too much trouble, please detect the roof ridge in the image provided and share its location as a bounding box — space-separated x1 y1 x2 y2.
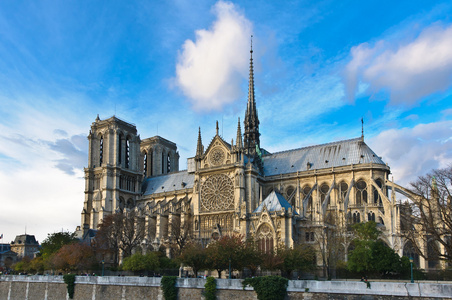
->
144 170 189 180
266 137 363 156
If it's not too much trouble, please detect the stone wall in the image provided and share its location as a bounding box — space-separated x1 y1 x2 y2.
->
0 275 451 300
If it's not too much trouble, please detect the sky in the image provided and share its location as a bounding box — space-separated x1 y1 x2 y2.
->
0 0 451 244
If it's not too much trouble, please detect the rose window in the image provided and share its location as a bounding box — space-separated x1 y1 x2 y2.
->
200 174 234 211
209 148 225 166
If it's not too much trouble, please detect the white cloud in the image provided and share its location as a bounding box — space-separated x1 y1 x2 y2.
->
345 24 452 104
174 1 252 111
368 121 452 187
0 99 88 242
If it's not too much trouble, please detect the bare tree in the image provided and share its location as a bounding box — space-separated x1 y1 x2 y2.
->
402 166 452 263
96 210 145 265
314 212 346 279
168 214 193 257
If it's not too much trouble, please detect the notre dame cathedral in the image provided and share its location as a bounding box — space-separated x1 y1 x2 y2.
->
79 47 436 270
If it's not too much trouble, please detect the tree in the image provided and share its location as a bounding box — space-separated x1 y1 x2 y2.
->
39 232 77 260
205 235 244 278
347 221 408 277
169 215 193 258
276 244 316 278
260 251 283 272
52 242 97 272
95 210 145 265
403 166 452 263
240 237 263 276
347 221 381 274
179 242 207 277
314 213 346 279
122 252 160 273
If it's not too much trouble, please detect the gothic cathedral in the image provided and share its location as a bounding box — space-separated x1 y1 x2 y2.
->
80 47 429 269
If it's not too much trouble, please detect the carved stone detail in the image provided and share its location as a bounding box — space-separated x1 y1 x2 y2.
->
200 174 234 212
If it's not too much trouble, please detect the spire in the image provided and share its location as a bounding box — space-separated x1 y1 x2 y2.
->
361 117 364 141
236 117 243 149
216 120 219 136
244 35 260 156
196 127 203 158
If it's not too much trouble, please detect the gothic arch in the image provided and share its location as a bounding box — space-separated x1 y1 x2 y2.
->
373 178 384 204
402 240 420 268
256 223 274 253
118 132 124 166
355 179 368 205
338 181 348 202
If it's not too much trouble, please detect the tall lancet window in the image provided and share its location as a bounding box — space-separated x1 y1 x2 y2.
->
99 135 103 166
118 134 123 165
143 152 148 176
161 152 165 174
167 153 171 173
125 138 130 169
150 151 153 176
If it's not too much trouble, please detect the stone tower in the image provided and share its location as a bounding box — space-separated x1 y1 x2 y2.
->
81 115 142 233
140 136 179 177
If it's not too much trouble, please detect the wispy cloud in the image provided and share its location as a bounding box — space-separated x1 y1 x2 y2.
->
369 120 452 186
174 1 252 111
344 24 452 105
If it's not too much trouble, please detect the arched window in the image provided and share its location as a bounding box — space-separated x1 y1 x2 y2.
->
353 212 360 223
286 186 295 206
320 183 329 204
167 153 171 173
118 133 123 165
403 241 420 268
373 179 383 204
161 152 165 174
339 182 348 202
302 185 313 212
368 211 375 222
355 180 367 205
99 135 104 166
150 151 153 176
143 152 148 176
125 138 130 169
257 223 274 253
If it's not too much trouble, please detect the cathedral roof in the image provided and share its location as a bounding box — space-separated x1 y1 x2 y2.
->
253 190 298 214
142 171 194 195
262 137 385 176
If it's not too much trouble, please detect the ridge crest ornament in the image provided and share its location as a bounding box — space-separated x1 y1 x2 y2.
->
209 147 225 166
200 174 234 212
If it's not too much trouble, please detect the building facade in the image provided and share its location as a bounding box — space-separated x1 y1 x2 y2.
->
80 49 433 270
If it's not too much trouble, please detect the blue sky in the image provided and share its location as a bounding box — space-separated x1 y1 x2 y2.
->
0 0 451 243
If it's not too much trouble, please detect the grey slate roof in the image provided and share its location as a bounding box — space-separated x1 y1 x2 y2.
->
262 137 385 176
253 191 298 214
142 171 194 195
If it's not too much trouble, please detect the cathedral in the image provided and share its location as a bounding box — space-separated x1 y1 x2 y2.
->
80 47 434 270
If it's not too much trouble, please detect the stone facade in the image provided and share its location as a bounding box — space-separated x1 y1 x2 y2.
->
9 235 39 260
79 49 429 269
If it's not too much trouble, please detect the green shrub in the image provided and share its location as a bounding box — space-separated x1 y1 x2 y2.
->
242 276 289 300
161 276 178 300
63 274 76 299
204 277 217 300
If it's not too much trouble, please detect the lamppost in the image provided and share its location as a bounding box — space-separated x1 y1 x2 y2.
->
229 258 231 279
101 260 105 277
409 257 414 283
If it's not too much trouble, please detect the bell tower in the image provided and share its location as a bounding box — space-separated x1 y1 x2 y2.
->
81 115 142 234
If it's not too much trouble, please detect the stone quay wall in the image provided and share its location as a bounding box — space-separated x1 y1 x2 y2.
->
0 275 451 300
